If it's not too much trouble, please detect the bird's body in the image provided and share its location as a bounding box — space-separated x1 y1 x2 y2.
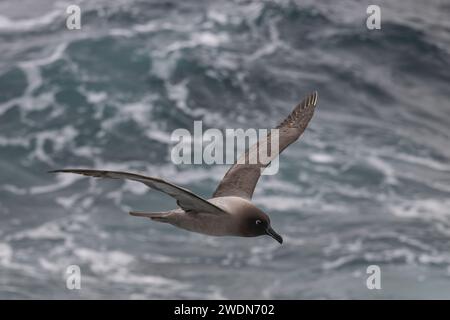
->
137 197 266 237
50 91 319 244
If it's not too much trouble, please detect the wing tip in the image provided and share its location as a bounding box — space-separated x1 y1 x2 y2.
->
48 169 80 174
299 91 318 111
307 91 318 108
48 169 103 177
48 169 66 174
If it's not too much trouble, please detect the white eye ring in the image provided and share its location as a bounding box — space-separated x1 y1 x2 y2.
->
255 219 262 225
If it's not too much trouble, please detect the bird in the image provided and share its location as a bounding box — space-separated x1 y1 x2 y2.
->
50 91 318 244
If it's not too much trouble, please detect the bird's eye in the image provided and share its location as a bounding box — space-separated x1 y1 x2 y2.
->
255 219 262 225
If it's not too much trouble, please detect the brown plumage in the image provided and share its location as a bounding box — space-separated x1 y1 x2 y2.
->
50 91 319 244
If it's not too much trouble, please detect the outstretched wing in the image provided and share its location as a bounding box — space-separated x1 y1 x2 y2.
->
50 169 227 215
213 91 318 199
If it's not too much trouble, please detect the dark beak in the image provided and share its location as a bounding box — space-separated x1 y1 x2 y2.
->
266 226 283 244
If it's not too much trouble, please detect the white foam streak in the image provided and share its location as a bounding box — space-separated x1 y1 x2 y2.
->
30 171 82 195
0 10 61 32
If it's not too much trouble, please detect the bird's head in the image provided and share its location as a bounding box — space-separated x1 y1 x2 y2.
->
240 210 283 245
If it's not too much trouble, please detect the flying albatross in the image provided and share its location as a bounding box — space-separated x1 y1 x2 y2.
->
50 91 318 244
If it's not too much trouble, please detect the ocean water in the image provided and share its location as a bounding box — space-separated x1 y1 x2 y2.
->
0 0 450 299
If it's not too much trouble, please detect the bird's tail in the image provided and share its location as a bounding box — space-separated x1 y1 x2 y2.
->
129 211 171 222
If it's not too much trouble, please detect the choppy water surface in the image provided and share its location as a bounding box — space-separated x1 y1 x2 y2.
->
0 0 450 299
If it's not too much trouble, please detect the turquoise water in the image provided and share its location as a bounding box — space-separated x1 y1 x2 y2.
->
1 0 450 299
